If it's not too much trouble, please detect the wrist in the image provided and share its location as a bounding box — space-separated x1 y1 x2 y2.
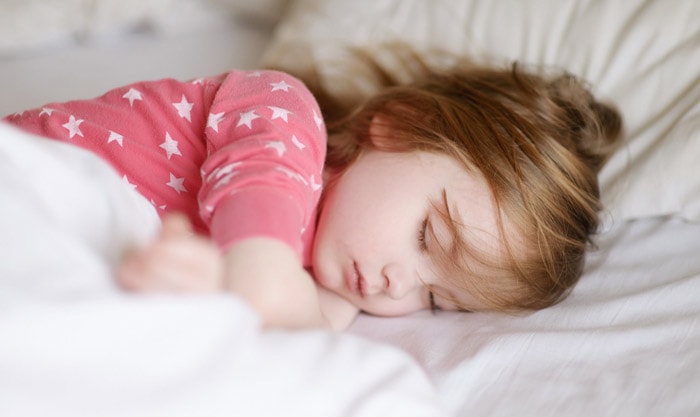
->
222 237 325 329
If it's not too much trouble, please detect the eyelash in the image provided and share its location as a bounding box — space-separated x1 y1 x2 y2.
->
428 290 440 313
418 217 428 252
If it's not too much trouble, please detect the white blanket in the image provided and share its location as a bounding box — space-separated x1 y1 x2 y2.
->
0 124 446 417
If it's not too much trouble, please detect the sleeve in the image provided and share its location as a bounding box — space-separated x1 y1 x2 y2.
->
198 70 326 258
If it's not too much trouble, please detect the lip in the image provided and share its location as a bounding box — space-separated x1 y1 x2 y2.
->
346 261 366 298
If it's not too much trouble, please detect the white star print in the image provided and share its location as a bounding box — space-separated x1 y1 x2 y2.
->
149 199 167 211
107 131 124 146
192 78 205 85
207 112 225 132
166 173 187 194
276 166 308 186
207 162 242 183
310 174 322 191
291 134 306 150
269 106 292 123
62 115 84 138
123 88 143 106
265 140 286 157
122 175 137 190
214 172 239 189
160 132 182 160
270 80 292 92
39 107 54 117
312 110 323 130
237 110 260 129
173 95 194 122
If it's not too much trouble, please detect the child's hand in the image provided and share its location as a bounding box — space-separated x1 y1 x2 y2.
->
117 213 223 293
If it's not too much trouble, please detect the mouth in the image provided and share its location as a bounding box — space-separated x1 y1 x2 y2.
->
346 261 366 298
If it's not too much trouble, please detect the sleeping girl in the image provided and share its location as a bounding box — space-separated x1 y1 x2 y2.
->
4 51 622 330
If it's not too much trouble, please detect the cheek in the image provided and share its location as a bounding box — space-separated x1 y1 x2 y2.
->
317 181 378 245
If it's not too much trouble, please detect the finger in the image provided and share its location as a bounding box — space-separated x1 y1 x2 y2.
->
160 213 193 239
132 257 220 292
116 252 146 291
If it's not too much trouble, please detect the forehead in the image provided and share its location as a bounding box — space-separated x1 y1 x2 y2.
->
419 152 498 231
420 153 520 311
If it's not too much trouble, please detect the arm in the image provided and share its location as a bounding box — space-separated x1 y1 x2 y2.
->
197 70 329 328
222 239 360 329
118 215 359 329
221 237 326 329
121 70 333 329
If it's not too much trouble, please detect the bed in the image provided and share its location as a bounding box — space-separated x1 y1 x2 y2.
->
1 1 699 416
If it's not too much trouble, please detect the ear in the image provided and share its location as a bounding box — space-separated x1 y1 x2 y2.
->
368 114 393 147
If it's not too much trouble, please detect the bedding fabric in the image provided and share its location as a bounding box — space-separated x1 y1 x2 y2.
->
2 1 700 415
0 123 446 417
349 215 700 416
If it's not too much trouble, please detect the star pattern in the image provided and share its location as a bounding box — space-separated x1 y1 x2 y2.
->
173 95 194 122
108 131 124 146
265 140 286 157
207 112 225 132
310 175 322 191
62 115 84 138
206 161 242 183
237 110 260 129
312 110 323 130
166 173 187 194
269 106 292 123
214 171 239 189
17 70 325 257
122 175 137 190
159 132 181 160
276 166 309 186
291 134 305 150
270 80 292 92
123 88 143 107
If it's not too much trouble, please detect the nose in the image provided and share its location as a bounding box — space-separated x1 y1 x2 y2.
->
381 263 416 300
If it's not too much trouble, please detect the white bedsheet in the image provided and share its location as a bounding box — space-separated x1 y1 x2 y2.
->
0 124 446 417
350 216 700 416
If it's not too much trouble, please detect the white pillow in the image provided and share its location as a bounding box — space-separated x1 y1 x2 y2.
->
262 0 700 224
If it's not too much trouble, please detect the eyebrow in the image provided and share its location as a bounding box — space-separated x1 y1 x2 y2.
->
436 187 464 252
428 188 472 308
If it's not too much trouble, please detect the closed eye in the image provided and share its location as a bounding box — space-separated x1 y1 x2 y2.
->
418 217 429 252
428 290 441 313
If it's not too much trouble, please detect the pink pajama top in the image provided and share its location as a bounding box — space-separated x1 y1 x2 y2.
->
4 70 327 266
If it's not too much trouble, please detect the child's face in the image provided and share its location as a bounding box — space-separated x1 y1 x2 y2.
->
312 147 506 316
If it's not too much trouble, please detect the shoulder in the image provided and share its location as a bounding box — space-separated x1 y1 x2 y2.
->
218 69 318 104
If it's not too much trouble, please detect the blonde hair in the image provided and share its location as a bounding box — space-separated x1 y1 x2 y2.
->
273 47 623 312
